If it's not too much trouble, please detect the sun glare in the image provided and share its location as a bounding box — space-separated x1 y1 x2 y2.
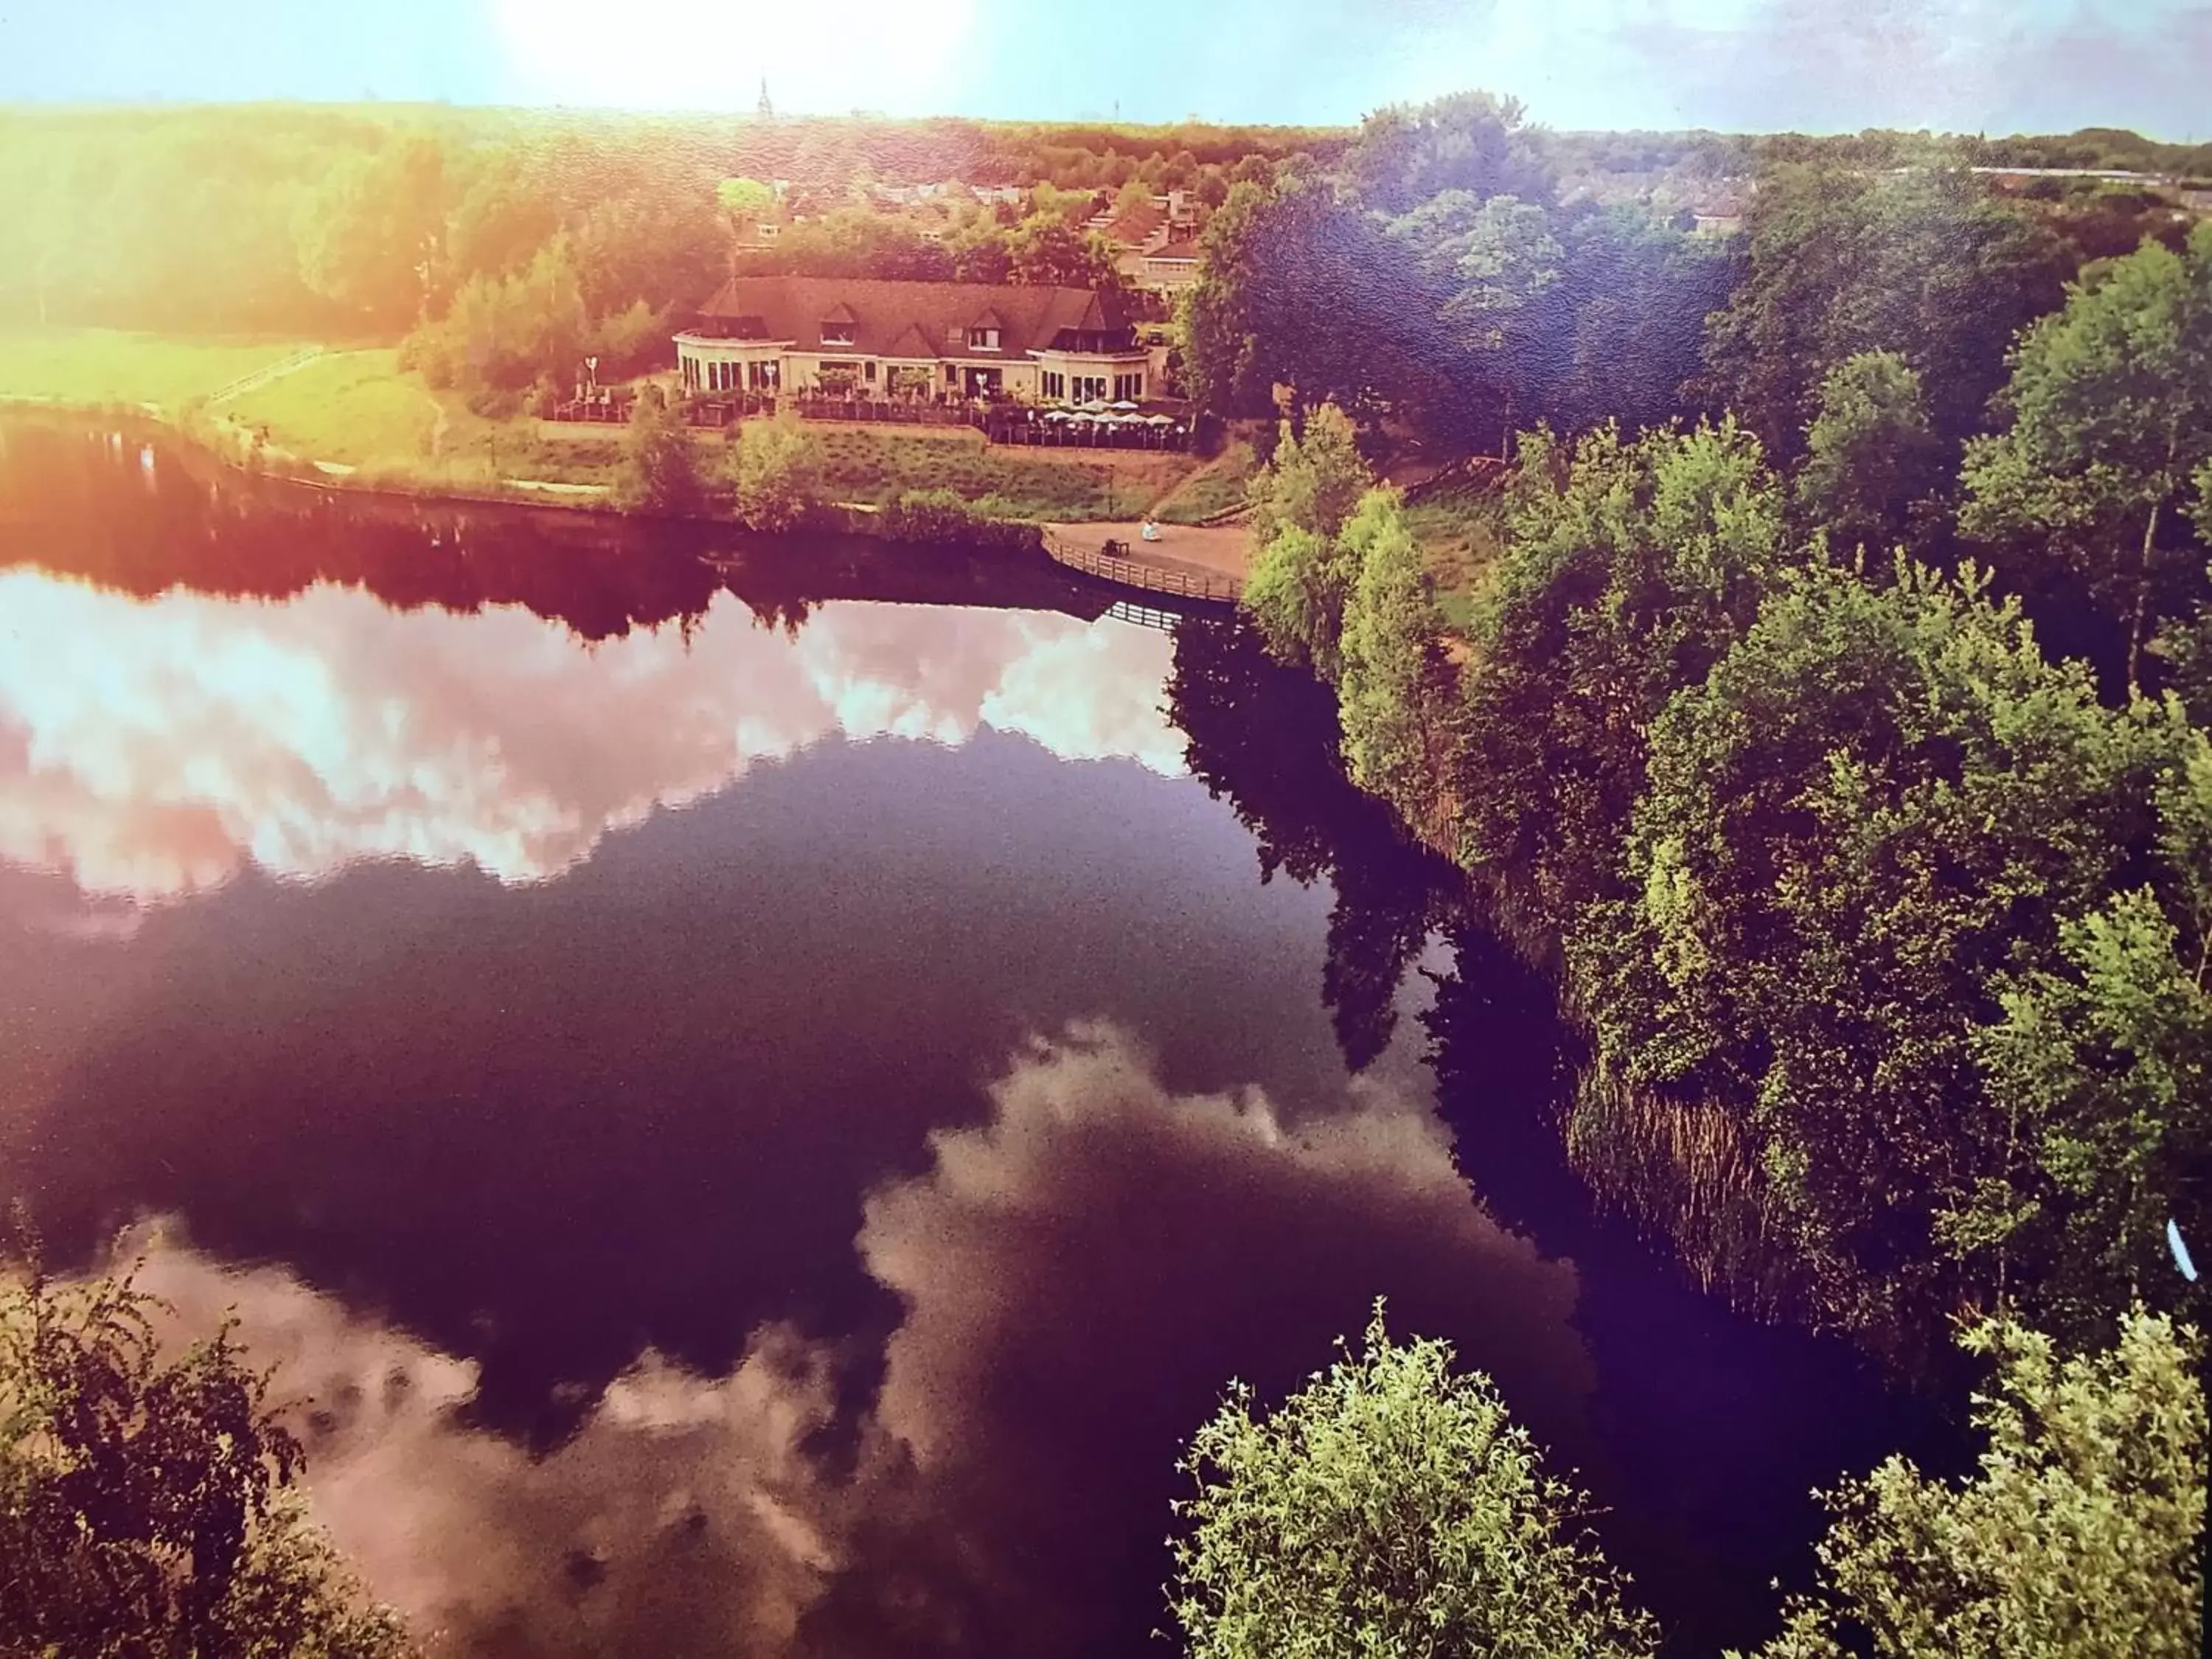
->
490 0 981 114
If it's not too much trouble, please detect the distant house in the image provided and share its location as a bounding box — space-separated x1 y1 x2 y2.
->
1691 198 1747 236
675 275 1153 403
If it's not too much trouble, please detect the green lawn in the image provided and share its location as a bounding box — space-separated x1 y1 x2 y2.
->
1403 479 1506 630
1151 438 1257 524
226 349 623 487
804 424 1197 521
225 349 442 466
0 329 313 408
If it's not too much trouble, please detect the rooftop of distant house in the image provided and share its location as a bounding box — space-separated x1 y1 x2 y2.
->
692 274 1139 358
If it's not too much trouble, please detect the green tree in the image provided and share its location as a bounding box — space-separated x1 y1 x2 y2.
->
1337 490 1453 812
1960 720 2212 1329
1795 351 1945 555
1169 1304 1658 1659
1575 560 2155 1329
733 408 818 533
1751 1311 2203 1659
1547 206 1735 437
0 1264 414 1658
1960 223 2212 693
614 389 709 516
1242 526 1355 680
1248 403 1371 549
1179 176 1445 420
1453 419 1790 934
1239 405 1375 676
1005 212 1120 289
295 134 448 331
1399 193 1562 451
402 235 589 394
1701 164 2069 466
715 175 775 220
1342 90 1557 217
439 152 560 299
757 206 953 281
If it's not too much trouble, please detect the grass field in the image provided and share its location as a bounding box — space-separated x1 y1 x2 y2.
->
1403 479 1506 631
1150 438 1257 524
0 329 314 408
805 424 1197 521
224 349 440 465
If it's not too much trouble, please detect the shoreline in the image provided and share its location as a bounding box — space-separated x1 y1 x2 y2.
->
1 394 1244 606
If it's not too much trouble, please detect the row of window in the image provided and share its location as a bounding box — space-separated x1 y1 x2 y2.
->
1041 370 1145 402
685 356 1139 401
685 358 781 392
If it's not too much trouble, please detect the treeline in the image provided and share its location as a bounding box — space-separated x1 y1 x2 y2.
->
0 105 1315 337
1180 92 2200 462
1239 212 2212 1354
1548 123 2212 185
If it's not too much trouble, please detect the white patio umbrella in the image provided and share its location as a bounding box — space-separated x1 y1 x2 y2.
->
1144 412 1175 425
1107 400 1139 412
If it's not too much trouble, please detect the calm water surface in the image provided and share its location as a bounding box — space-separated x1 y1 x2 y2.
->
0 420 1942 1658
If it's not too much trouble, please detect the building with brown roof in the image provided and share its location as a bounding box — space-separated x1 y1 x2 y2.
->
675 276 1152 404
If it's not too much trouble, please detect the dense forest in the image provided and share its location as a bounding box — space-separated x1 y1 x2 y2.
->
1193 93 2211 1655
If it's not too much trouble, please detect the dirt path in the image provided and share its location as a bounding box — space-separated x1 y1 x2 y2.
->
208 346 324 406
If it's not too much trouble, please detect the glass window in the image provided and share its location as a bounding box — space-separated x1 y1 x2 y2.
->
821 322 855 345
1113 372 1144 402
967 327 1001 350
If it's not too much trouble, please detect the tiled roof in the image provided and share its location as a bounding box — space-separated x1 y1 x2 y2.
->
1099 201 1166 248
696 276 1134 358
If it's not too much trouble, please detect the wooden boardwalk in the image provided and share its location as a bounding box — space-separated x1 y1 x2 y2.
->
1039 522 1245 606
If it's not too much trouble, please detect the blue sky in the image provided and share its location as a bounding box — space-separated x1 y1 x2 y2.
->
4 0 2207 137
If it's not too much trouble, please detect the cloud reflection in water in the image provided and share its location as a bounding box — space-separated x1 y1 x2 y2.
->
105 1026 1584 1659
0 569 1182 901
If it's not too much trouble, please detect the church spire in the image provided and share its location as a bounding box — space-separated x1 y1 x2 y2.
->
757 77 773 120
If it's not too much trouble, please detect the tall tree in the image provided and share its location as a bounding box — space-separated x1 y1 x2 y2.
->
1960 222 2212 694
1452 419 1791 934
1574 560 2155 1330
1795 350 1946 555
1752 1311 2203 1659
1335 490 1453 813
1169 1305 1658 1659
1004 212 1120 289
0 1264 414 1658
1179 177 1451 421
1961 720 2212 1330
1700 164 2068 467
1343 89 1557 218
296 133 449 332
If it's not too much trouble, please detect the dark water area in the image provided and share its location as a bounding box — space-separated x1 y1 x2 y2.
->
0 417 1952 1658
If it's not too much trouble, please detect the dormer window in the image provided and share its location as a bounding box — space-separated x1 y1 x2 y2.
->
967 326 1001 351
821 320 855 346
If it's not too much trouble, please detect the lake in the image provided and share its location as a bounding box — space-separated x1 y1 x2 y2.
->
0 417 1946 1658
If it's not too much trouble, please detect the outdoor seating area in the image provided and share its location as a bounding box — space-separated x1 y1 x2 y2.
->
550 391 636 423
990 401 1192 450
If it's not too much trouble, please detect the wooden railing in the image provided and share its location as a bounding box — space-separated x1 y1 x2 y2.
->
1041 530 1241 605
